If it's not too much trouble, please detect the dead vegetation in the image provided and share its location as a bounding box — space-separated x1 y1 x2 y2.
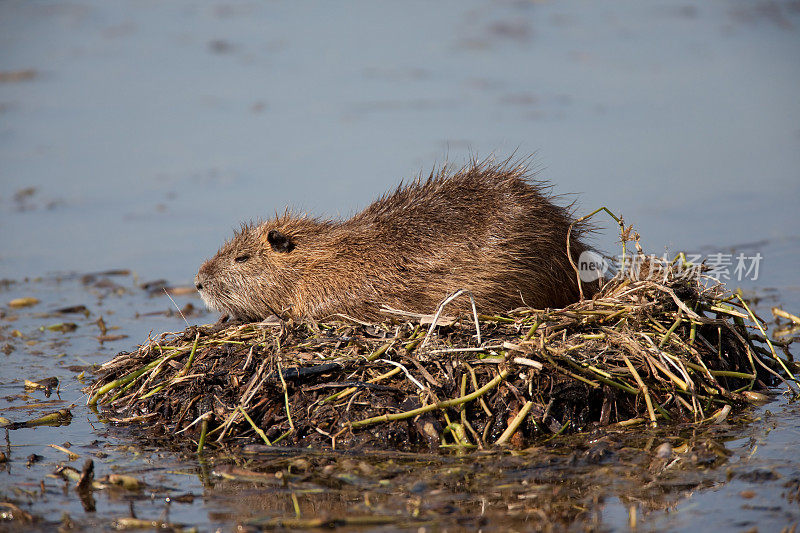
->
85 215 797 451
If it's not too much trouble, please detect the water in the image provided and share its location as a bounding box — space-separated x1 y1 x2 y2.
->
1 1 799 530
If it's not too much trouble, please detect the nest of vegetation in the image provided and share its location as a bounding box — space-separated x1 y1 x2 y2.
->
86 222 797 452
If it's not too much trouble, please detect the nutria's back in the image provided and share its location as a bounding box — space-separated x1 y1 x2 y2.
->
195 160 594 321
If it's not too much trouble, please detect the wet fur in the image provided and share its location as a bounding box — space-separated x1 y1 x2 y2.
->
195 160 594 321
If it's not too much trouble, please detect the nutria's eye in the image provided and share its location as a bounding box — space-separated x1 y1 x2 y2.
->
234 254 250 263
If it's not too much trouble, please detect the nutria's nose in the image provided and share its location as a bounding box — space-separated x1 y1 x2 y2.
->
195 281 203 290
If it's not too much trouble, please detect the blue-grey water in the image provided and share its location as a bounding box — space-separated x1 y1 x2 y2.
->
1 1 799 531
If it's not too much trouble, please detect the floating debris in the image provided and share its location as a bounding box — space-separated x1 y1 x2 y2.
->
8 297 39 309
0 501 35 524
0 69 37 83
4 408 73 430
41 322 77 333
773 307 800 339
49 443 79 461
53 304 90 316
79 269 131 284
140 280 169 294
24 377 58 395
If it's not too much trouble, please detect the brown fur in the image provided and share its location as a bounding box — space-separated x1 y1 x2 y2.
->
195 160 595 322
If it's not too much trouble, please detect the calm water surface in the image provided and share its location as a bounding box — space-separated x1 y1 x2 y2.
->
1 1 799 531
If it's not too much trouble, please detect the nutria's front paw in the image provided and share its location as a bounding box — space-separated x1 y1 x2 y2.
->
200 314 238 334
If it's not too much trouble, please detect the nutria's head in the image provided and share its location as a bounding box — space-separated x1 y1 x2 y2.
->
195 221 305 321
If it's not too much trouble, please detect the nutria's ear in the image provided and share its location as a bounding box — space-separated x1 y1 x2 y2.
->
266 229 295 253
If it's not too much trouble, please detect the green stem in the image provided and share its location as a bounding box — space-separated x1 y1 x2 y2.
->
350 369 509 429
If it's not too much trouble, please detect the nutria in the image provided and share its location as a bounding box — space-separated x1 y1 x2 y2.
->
195 160 595 322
